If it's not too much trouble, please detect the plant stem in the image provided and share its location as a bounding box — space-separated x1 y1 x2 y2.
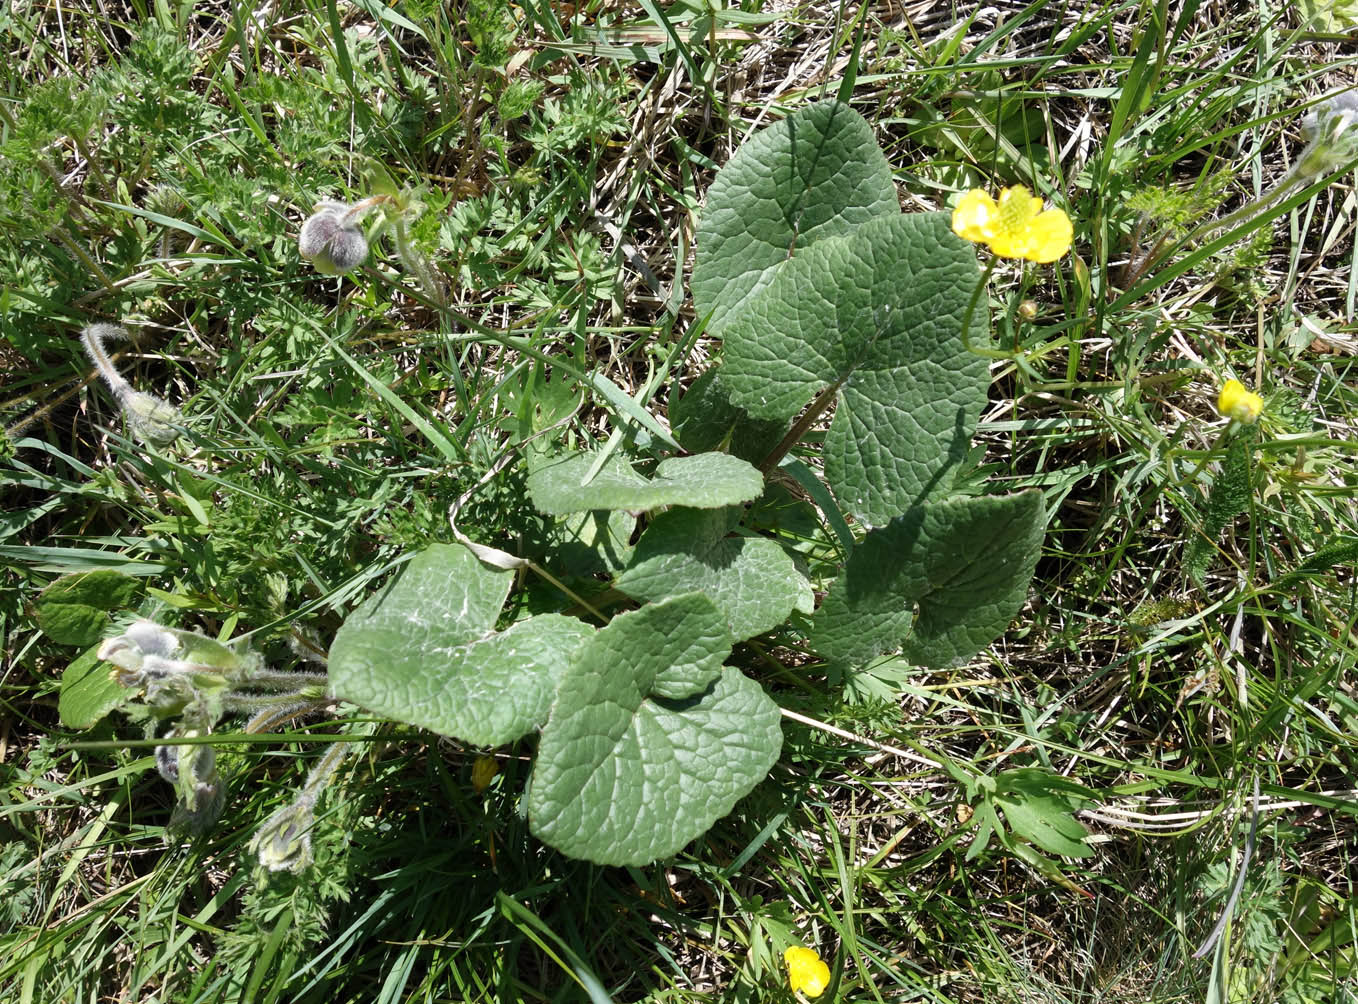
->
301 740 351 800
241 668 329 690
392 211 446 307
960 256 1010 360
55 231 118 294
758 381 842 477
244 699 335 734
222 688 327 715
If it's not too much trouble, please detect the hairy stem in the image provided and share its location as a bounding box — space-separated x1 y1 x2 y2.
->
392 211 446 306
80 323 134 399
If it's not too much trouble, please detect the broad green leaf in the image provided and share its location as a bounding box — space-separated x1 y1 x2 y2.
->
693 101 899 332
527 594 782 866
329 543 594 745
812 492 1045 669
615 507 811 642
527 452 763 515
722 212 989 525
669 368 787 466
35 569 141 646
1300 0 1358 31
59 647 129 729
525 509 636 577
993 768 1093 859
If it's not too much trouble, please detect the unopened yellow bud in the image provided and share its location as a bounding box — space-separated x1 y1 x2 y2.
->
1217 379 1263 424
471 755 499 793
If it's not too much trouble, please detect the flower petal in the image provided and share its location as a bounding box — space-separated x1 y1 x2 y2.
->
784 945 832 998
952 189 997 242
985 231 1027 259
1024 207 1074 263
1217 379 1263 423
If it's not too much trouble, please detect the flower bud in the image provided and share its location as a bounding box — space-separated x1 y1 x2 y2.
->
169 733 225 833
784 945 831 998
155 741 180 784
251 795 317 873
1217 379 1264 424
1017 299 1039 321
471 755 499 793
299 201 369 274
98 619 235 718
121 389 183 447
80 323 183 447
1297 91 1358 178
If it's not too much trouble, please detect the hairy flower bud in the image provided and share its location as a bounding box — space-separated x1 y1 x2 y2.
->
1298 91 1358 178
251 794 317 873
99 619 240 719
299 201 369 274
170 732 225 834
120 389 183 447
155 741 180 784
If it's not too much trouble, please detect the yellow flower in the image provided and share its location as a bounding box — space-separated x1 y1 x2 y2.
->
1217 379 1263 424
784 945 830 998
951 185 1073 263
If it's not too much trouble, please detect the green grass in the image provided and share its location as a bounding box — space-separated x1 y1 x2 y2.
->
3 0 1358 1001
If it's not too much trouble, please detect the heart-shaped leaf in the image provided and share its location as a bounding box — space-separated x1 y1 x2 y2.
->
693 101 899 333
721 211 989 525
527 451 764 515
615 507 811 642
812 492 1045 669
527 593 782 866
329 543 594 746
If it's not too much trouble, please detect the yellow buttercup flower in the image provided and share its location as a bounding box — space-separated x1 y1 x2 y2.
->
784 945 830 998
952 185 1073 263
1217 379 1263 424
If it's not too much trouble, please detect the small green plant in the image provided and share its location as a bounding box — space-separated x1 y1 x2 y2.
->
1123 91 1358 286
323 102 1049 866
